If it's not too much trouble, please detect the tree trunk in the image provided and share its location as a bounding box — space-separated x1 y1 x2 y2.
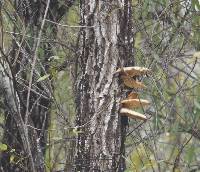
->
75 0 134 171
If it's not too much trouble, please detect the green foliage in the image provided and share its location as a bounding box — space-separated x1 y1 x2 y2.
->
185 145 195 164
192 0 200 10
37 74 50 82
67 4 79 25
9 155 15 163
45 70 75 171
127 0 200 171
126 144 157 171
1 0 200 171
0 143 7 151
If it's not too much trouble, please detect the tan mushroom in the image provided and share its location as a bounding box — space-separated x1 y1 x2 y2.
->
116 66 151 77
121 99 150 108
127 92 138 99
120 108 147 120
121 75 146 89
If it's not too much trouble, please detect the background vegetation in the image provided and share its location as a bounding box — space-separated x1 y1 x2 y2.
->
0 0 200 171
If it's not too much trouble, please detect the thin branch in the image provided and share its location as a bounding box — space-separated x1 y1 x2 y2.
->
45 19 94 28
25 0 50 125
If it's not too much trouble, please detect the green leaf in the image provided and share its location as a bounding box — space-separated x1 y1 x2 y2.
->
192 0 200 10
0 143 8 151
10 155 15 163
48 56 60 61
37 74 50 82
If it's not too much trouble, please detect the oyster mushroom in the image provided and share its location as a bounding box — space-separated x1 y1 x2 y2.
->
121 99 150 108
120 108 147 120
116 66 151 77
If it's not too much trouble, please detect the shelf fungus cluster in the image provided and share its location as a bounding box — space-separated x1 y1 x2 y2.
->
116 66 151 121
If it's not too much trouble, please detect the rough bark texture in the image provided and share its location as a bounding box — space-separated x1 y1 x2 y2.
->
75 0 134 171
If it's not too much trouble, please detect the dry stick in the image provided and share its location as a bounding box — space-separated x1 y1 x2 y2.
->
25 0 50 125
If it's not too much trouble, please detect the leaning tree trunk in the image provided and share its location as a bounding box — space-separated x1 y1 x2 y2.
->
75 0 134 171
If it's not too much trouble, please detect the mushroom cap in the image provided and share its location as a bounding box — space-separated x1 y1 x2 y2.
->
127 92 138 99
121 99 150 108
116 66 151 77
121 75 146 89
120 108 147 120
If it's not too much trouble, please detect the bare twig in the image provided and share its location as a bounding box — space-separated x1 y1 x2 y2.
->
45 19 94 28
25 0 50 125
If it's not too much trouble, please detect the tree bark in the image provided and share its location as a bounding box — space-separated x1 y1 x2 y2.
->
75 0 134 171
